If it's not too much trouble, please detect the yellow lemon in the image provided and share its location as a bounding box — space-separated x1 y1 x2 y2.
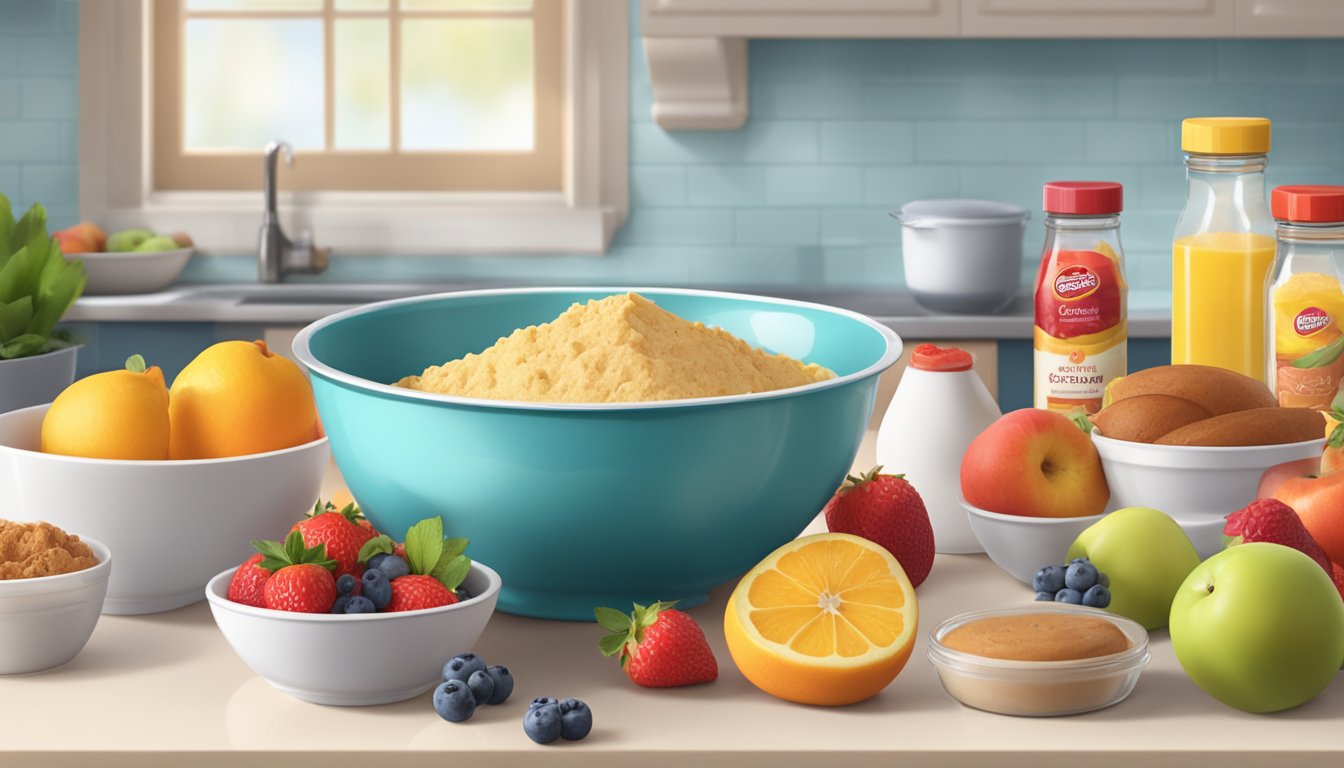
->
723 532 918 706
41 354 170 460
1274 272 1344 360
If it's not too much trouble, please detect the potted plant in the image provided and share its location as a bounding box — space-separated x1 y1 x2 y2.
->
0 194 88 413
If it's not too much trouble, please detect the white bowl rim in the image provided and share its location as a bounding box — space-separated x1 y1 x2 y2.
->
0 403 329 467
959 497 1105 525
1091 431 1327 455
0 537 111 593
204 559 501 622
74 247 193 260
291 286 904 412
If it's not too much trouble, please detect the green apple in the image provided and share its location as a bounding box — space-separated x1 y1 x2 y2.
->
1170 542 1344 713
134 235 180 253
1066 506 1200 629
106 228 155 252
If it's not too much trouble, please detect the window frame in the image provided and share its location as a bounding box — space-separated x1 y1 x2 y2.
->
79 0 629 255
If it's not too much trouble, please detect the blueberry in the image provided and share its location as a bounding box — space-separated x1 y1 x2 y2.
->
1032 565 1066 594
1098 571 1109 588
331 595 351 614
466 669 495 705
454 588 471 603
335 573 357 596
344 595 376 614
375 554 410 581
1082 584 1111 609
523 701 562 744
529 696 558 710
1055 588 1083 604
443 652 487 683
1071 556 1088 564
1065 561 1099 592
367 552 390 572
558 698 592 741
360 568 392 611
1034 591 1054 601
485 665 513 705
432 679 476 723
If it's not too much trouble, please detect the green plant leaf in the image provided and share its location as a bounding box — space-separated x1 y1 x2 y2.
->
594 607 631 634
0 197 84 357
357 534 394 564
403 516 444 576
0 334 45 359
430 554 470 591
0 194 14 251
597 634 627 657
1292 335 1344 369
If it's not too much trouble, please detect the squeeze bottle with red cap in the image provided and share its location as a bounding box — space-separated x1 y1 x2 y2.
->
1033 181 1128 415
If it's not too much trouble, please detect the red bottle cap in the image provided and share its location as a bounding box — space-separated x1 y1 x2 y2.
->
911 343 973 372
1272 185 1344 223
1043 181 1124 216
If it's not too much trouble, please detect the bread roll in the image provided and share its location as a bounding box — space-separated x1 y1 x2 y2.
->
1107 365 1276 416
1090 394 1212 443
1155 407 1326 447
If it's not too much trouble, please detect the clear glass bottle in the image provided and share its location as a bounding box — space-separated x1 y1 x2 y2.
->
1266 185 1344 409
1172 117 1275 382
1034 182 1128 415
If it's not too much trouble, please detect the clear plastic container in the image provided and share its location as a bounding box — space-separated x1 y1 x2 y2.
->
927 604 1150 717
1266 185 1344 408
1172 117 1276 381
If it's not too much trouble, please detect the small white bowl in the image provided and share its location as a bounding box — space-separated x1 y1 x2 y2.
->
206 561 501 706
0 537 111 674
1167 513 1229 560
1091 432 1324 520
962 498 1105 585
78 248 192 295
0 404 329 614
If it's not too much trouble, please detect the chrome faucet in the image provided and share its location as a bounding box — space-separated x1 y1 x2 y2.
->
258 140 328 283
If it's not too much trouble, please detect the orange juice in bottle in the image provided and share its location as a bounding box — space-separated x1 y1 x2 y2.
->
1034 182 1127 415
1268 186 1344 408
1172 117 1275 381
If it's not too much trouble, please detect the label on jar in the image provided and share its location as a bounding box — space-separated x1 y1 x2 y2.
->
1271 272 1344 408
1033 246 1127 415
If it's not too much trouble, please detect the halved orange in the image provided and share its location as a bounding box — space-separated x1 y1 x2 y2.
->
724 532 919 706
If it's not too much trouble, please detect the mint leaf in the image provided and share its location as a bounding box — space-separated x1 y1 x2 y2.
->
594 607 630 633
403 517 444 576
430 554 470 591
357 534 393 564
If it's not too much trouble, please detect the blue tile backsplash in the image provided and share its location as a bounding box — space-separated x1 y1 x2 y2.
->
4 1 1344 298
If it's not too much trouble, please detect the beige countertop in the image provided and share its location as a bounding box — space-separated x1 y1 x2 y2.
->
2 435 1341 766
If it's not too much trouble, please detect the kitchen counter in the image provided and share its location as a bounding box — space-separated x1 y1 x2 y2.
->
64 283 1175 339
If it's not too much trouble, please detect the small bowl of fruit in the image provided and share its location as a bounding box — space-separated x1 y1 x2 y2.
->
0 341 328 614
960 409 1110 584
206 510 501 706
54 222 193 296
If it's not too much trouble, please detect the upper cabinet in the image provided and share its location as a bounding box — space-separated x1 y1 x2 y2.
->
642 0 1344 130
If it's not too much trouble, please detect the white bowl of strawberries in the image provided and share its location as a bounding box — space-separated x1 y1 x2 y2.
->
205 505 501 706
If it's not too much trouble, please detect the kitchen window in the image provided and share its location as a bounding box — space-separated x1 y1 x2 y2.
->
80 0 629 253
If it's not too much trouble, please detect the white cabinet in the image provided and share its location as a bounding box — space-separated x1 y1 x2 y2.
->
641 0 959 38
961 0 1235 38
1235 0 1344 36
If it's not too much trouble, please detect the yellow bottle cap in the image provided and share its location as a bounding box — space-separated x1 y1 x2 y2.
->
1181 117 1271 155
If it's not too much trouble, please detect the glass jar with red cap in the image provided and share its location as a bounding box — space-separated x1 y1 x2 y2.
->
1033 181 1127 415
1266 185 1344 408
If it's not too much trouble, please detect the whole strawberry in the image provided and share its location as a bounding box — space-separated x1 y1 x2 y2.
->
293 501 375 578
226 552 271 608
254 530 339 613
1225 499 1332 576
824 466 935 588
387 574 459 612
596 601 717 688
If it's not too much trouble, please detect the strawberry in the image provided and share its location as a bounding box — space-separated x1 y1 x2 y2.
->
393 542 406 559
292 501 375 578
386 574 459 612
823 466 935 588
1225 499 1332 576
254 530 339 613
226 552 271 608
596 601 717 688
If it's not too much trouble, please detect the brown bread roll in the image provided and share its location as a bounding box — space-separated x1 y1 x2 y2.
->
1090 394 1212 443
1106 365 1276 416
1154 407 1326 447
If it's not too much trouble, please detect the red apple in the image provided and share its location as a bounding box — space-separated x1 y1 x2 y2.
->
1273 472 1344 566
960 408 1109 518
1256 457 1320 500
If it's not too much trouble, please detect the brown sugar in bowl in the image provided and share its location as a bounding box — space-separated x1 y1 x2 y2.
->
927 604 1150 717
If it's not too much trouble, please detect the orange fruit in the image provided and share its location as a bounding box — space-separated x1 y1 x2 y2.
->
168 340 319 459
41 355 170 460
723 532 918 706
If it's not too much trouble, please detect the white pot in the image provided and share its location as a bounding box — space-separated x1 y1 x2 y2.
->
0 345 78 414
894 199 1030 314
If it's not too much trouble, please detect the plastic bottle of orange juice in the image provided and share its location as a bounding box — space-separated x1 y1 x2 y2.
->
1172 117 1275 381
1034 181 1127 415
1267 186 1344 408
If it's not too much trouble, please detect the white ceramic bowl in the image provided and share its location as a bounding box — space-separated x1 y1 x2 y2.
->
206 561 501 706
79 248 192 295
962 498 1105 585
0 404 329 614
1166 513 1230 561
893 199 1029 314
1091 432 1325 521
0 537 111 674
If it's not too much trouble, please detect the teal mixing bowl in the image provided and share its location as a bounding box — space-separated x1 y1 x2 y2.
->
293 288 901 620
